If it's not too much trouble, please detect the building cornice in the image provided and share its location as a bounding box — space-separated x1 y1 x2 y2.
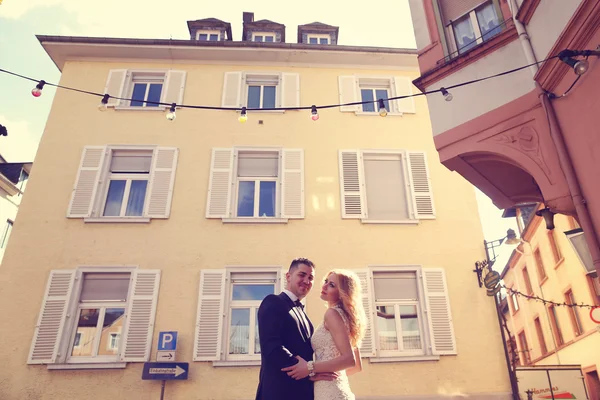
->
515 0 541 24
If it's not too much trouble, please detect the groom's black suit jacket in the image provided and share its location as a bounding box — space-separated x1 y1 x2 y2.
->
255 292 314 400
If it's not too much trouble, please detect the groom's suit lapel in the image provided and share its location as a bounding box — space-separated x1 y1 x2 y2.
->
279 292 311 342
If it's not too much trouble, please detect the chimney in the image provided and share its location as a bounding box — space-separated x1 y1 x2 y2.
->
243 12 254 24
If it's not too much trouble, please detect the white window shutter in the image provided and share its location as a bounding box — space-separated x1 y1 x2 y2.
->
422 268 456 355
338 76 360 112
407 151 435 219
145 147 179 218
281 149 304 219
67 146 107 218
355 270 376 357
280 73 300 108
194 269 226 361
206 148 234 218
338 150 365 218
221 72 242 108
121 269 161 362
392 76 416 114
28 270 75 364
104 69 128 107
161 71 187 106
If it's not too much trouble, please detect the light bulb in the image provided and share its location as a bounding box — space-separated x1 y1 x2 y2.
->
440 87 453 102
31 80 46 98
98 103 108 112
311 105 319 121
378 99 388 117
98 94 110 112
166 103 176 121
574 59 589 75
239 107 248 123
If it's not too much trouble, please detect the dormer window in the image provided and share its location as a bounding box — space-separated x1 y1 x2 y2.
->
196 30 220 41
252 32 275 42
307 34 330 45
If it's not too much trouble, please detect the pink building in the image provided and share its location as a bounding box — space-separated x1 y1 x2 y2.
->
407 0 600 277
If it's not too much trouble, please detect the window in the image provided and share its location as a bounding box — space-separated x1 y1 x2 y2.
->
0 220 13 249
548 230 563 265
534 317 547 355
206 148 304 221
307 34 330 44
252 33 275 42
221 72 300 110
373 271 425 356
18 170 29 195
196 31 220 41
339 150 435 222
522 266 533 295
565 290 583 336
102 69 186 110
362 267 456 359
338 76 416 115
534 249 547 282
447 1 502 56
548 305 564 346
510 289 519 313
194 268 284 362
588 275 600 305
28 268 161 366
518 331 530 365
67 146 179 221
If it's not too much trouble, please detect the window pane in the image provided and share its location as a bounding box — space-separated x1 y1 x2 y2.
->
146 84 162 107
255 308 261 354
259 181 276 217
74 333 81 347
262 86 276 109
254 36 263 42
375 89 390 112
71 308 100 356
98 308 125 356
125 180 148 216
453 15 477 54
237 181 255 217
80 273 130 302
320 38 328 44
376 306 398 351
361 89 375 112
199 34 208 40
103 180 126 216
373 271 417 300
476 3 501 42
209 34 219 41
229 308 250 354
400 305 422 350
232 284 275 301
247 86 261 109
131 83 147 107
265 36 274 42
309 37 318 44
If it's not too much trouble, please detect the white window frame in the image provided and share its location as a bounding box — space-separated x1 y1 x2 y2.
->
196 30 220 41
127 71 166 108
222 266 283 363
356 77 395 116
358 85 391 115
0 219 13 249
59 266 136 365
369 266 431 358
232 148 281 219
243 73 281 112
307 34 331 44
361 150 418 224
446 0 501 57
252 32 276 42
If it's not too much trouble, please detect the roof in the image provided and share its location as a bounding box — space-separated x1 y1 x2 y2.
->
186 18 233 41
242 16 286 42
0 162 32 185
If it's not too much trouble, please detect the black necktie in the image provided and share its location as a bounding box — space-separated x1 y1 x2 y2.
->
294 300 304 310
293 300 310 339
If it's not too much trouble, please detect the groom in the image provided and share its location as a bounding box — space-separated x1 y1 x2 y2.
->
255 258 317 400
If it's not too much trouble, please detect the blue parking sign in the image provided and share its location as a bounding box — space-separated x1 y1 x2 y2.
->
158 331 178 351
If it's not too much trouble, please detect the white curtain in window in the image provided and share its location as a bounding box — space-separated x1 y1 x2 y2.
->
453 16 476 53
476 2 500 40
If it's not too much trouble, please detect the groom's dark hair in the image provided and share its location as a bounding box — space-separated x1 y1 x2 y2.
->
289 257 315 272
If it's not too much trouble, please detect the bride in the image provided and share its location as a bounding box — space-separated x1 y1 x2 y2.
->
282 269 366 400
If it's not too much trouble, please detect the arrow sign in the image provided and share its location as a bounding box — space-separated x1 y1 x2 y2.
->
142 362 189 380
157 351 175 362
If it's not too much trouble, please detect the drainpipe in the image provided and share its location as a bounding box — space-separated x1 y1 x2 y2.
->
508 0 600 278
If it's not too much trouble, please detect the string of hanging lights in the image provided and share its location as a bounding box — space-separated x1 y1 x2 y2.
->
502 285 597 310
1 48 597 123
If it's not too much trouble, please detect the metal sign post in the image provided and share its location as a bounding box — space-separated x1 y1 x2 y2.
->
143 331 185 400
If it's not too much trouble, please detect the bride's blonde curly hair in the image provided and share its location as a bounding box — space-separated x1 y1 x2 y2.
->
327 269 366 348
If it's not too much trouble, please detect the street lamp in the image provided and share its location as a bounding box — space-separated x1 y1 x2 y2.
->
484 228 520 267
535 207 556 230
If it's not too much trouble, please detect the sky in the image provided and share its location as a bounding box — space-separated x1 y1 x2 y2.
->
0 0 518 263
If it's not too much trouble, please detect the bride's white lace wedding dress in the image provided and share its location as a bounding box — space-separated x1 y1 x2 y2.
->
311 306 355 400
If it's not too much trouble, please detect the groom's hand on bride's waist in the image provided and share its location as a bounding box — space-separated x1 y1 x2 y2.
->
309 372 339 382
282 355 310 380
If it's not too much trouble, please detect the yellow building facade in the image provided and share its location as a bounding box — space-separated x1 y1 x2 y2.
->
0 16 511 399
501 207 600 397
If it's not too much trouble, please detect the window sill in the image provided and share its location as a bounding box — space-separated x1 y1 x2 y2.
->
241 110 285 114
212 360 261 367
222 218 288 224
369 355 440 363
48 363 127 370
361 219 419 225
84 217 151 224
539 276 548 286
354 112 406 117
554 258 565 269
114 106 167 111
